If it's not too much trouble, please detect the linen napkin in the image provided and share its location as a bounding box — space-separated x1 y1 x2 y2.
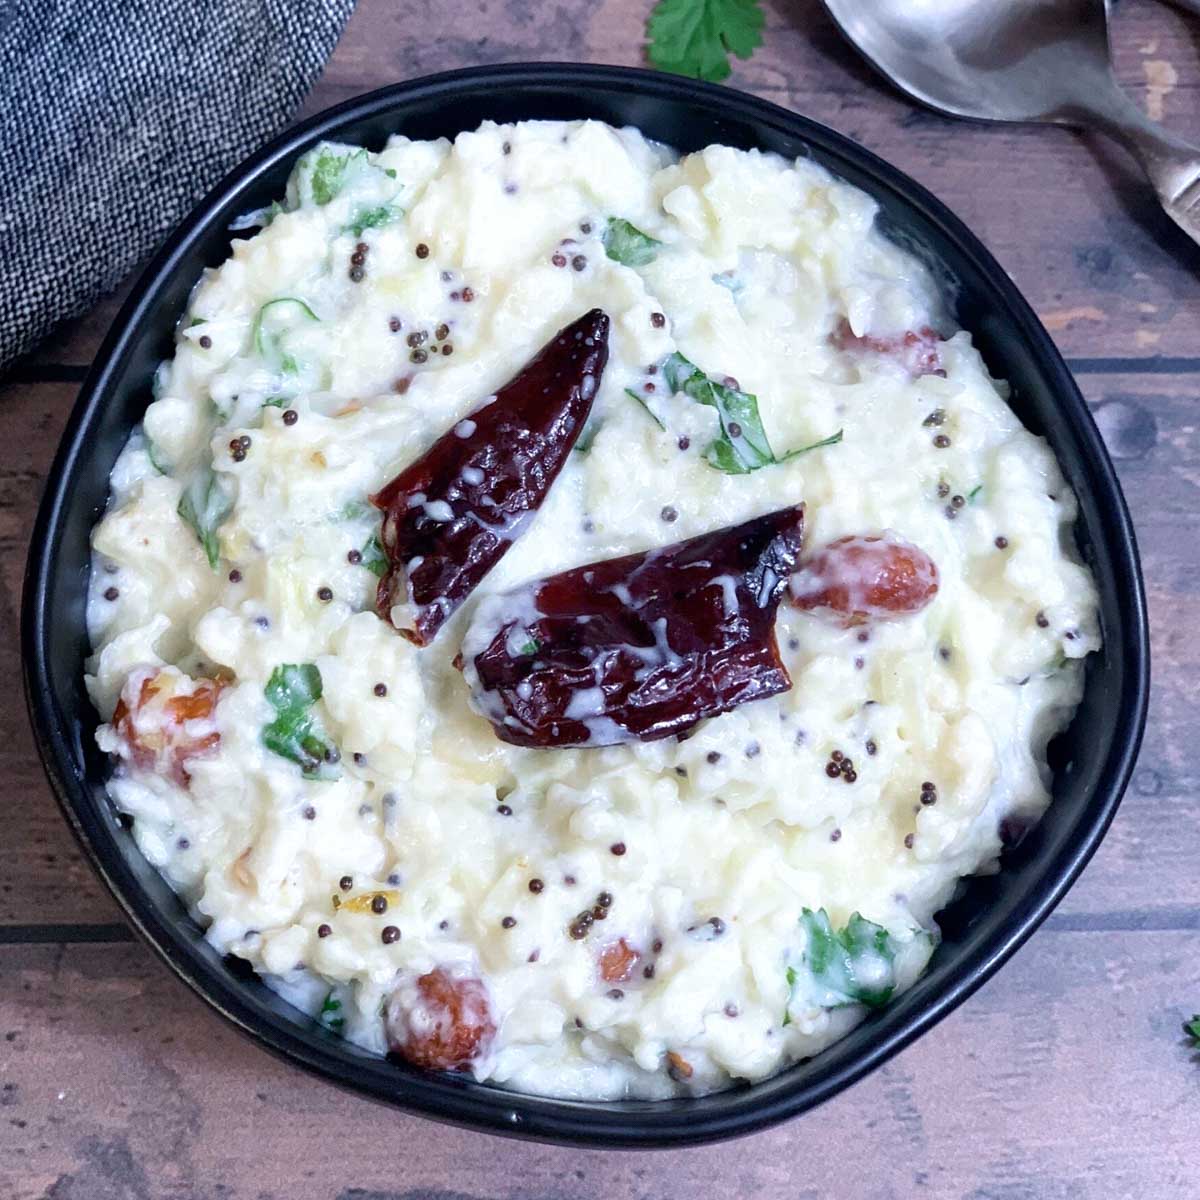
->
0 0 356 374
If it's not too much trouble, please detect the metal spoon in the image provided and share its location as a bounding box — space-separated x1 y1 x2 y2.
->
821 0 1200 244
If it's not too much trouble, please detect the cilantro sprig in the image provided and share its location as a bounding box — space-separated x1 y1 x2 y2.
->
647 0 765 83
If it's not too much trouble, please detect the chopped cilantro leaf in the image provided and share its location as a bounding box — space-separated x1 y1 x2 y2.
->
345 204 403 237
359 533 388 578
318 991 346 1031
262 664 341 780
786 908 905 1014
311 148 369 205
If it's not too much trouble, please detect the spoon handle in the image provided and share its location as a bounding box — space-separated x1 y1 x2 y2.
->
1065 77 1200 246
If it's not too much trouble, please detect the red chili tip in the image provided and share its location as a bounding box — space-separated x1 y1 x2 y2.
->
371 309 610 645
461 505 805 748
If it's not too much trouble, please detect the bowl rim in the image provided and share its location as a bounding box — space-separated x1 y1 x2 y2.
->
22 61 1150 1148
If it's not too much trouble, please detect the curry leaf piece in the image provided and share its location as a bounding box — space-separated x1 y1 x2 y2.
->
626 387 666 431
661 352 773 473
661 352 840 474
177 462 232 570
777 429 844 462
602 217 661 266
573 420 603 455
252 297 319 374
262 663 341 780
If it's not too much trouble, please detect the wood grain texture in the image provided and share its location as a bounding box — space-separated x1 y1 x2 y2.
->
3 0 1200 1194
1 935 1198 1199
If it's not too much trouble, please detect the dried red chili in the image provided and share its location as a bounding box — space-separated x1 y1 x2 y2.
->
460 506 805 748
372 309 610 645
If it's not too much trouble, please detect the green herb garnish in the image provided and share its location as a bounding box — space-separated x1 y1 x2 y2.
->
626 388 666 432
602 218 661 267
177 462 232 570
647 0 765 83
318 991 346 1031
778 430 845 460
145 436 170 476
661 352 841 474
337 499 373 522
788 908 904 1013
262 664 341 780
1185 1014 1200 1048
967 484 984 503
359 533 388 579
311 148 369 205
252 297 319 375
574 421 603 454
345 204 403 237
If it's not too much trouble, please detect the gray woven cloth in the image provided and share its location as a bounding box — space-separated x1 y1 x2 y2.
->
0 0 356 374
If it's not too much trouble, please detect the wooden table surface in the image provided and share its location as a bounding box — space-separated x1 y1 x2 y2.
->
4 2 1199 1196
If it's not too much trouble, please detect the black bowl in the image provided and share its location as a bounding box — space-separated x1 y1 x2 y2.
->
22 63 1149 1147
